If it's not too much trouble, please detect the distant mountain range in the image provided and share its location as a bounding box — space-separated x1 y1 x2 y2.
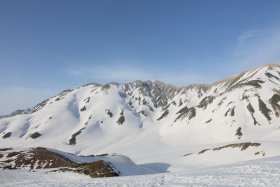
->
1 63 280 172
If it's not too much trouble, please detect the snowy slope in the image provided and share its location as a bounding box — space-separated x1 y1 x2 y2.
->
1 155 280 187
1 64 280 171
0 147 157 176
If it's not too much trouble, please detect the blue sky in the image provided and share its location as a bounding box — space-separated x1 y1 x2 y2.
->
1 0 280 114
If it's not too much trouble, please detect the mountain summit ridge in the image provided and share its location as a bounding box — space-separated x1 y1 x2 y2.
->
3 63 279 118
1 63 280 170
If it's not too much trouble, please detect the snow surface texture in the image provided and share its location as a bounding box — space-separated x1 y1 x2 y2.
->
1 155 280 187
1 64 280 172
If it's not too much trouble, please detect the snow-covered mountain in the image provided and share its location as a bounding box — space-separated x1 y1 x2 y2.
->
1 64 280 171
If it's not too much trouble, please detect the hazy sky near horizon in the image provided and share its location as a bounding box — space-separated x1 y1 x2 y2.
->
1 0 280 114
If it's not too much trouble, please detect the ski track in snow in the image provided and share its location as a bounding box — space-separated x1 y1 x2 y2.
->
1 156 280 187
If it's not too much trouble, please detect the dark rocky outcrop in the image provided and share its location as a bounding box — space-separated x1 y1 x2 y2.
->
197 142 261 154
116 110 125 125
198 96 215 109
2 132 11 139
80 106 86 112
175 106 196 122
258 97 271 121
55 160 119 178
247 103 260 125
225 107 235 117
269 94 280 117
205 119 212 123
105 109 113 118
117 116 125 125
30 132 42 139
0 147 120 178
0 147 75 169
157 109 169 121
69 128 85 145
84 97 91 103
235 127 242 139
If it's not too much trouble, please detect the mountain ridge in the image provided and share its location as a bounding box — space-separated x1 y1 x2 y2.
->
1 63 280 171
2 63 279 118
3 63 280 118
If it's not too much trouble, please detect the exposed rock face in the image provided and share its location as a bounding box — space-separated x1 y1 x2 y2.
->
1 64 280 157
54 160 119 178
0 147 120 178
191 142 262 155
2 132 11 139
0 147 76 169
29 132 41 139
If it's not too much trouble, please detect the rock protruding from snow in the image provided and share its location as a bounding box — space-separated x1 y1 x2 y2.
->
1 64 280 170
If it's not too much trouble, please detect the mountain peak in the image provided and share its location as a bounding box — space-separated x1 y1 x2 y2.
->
1 63 280 171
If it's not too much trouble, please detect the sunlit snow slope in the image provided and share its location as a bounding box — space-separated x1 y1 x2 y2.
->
1 64 280 170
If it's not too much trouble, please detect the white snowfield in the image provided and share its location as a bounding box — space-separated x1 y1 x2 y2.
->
1 155 280 187
1 64 280 185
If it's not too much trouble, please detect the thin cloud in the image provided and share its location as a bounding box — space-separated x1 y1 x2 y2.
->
67 27 280 88
237 29 258 47
227 27 280 73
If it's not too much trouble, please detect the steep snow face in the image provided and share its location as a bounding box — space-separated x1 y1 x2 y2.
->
1 64 280 170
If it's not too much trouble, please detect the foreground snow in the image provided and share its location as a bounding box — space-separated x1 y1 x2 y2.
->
1 156 280 187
